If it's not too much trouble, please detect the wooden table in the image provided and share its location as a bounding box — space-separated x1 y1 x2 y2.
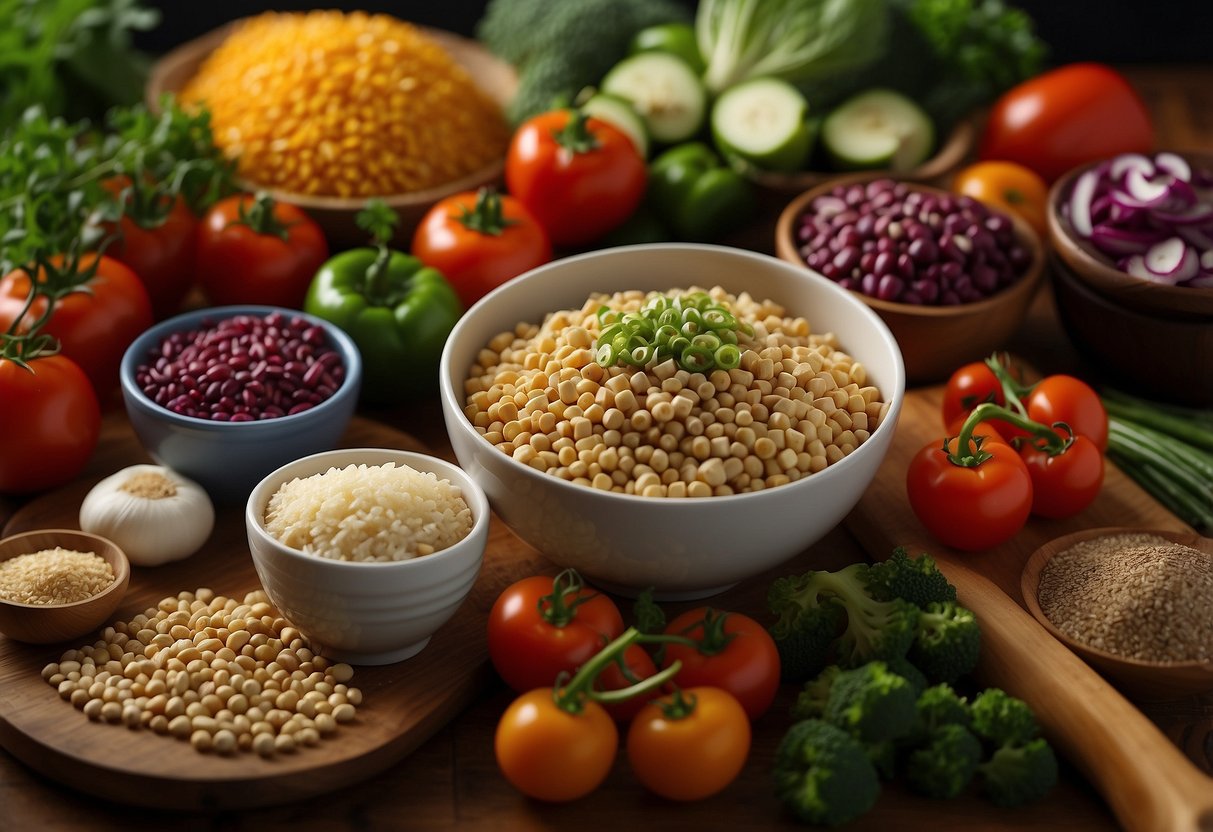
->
2 65 1210 830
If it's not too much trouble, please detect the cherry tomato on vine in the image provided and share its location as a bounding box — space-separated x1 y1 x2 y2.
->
0 254 152 398
505 109 647 247
941 360 1028 442
659 608 780 720
906 436 1033 551
1026 375 1108 452
627 687 751 801
1020 434 1104 519
487 570 625 693
952 161 1049 240
594 643 659 723
411 188 552 308
0 353 100 494
100 178 198 319
494 687 618 802
196 193 330 309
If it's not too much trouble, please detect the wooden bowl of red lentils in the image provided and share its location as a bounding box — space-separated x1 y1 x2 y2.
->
0 530 130 644
147 12 518 248
1022 526 1213 701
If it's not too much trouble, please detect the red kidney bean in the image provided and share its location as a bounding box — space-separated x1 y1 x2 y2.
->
135 312 346 422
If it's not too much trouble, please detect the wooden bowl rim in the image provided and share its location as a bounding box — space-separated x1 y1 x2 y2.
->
1046 151 1213 315
746 115 977 193
145 17 515 211
1021 525 1213 673
0 529 131 611
774 173 1046 319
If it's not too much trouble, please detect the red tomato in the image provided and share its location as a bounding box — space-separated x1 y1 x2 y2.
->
941 359 1028 443
101 179 198 319
906 436 1033 552
412 188 552 308
0 254 153 398
626 687 751 801
487 572 625 693
1026 375 1108 452
593 643 659 723
495 688 618 802
1020 435 1104 519
0 353 100 494
505 109 647 247
979 63 1155 183
659 608 780 720
196 194 330 309
941 361 1005 428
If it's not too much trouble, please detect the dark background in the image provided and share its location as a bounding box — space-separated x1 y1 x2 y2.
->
137 1 1212 65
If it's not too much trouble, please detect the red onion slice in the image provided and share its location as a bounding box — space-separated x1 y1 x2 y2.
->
1125 168 1172 205
1155 152 1192 182
1069 169 1100 236
1110 153 1155 182
1144 237 1199 283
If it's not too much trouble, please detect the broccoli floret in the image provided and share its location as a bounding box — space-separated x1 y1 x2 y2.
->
769 574 846 681
917 684 971 733
970 689 1039 746
824 661 919 744
773 720 881 827
979 738 1059 807
884 655 929 697
906 723 983 799
909 601 981 684
479 0 691 124
865 738 898 781
769 564 920 673
791 665 843 721
866 547 958 607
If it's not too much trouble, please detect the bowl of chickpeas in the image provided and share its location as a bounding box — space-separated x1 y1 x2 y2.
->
438 243 906 598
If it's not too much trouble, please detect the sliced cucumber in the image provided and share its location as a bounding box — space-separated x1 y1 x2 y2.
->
821 89 935 172
581 92 649 158
710 77 813 173
601 52 706 145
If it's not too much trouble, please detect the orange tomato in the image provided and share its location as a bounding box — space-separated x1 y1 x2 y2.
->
952 161 1049 240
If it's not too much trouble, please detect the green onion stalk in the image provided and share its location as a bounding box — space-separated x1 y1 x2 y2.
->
594 290 751 373
1101 388 1213 530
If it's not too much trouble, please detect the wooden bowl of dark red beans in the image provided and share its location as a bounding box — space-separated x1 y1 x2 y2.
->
119 306 363 503
775 176 1045 385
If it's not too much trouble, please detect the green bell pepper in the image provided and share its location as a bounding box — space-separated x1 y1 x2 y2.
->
648 142 755 242
304 203 462 402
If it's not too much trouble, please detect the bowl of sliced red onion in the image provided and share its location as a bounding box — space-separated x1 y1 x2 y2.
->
775 176 1044 384
119 306 363 503
1049 150 1213 319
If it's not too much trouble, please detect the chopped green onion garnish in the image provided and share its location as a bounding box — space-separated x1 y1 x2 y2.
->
593 290 752 374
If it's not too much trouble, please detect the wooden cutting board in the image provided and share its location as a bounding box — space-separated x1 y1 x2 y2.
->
0 415 550 811
847 385 1213 832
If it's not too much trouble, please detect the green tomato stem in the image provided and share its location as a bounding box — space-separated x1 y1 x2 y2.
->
984 353 1032 417
552 627 682 713
950 402 1067 467
457 188 516 237
538 568 600 628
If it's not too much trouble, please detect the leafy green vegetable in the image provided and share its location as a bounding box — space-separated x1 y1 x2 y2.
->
802 0 1046 131
696 0 890 94
0 100 233 275
0 0 159 128
773 719 882 827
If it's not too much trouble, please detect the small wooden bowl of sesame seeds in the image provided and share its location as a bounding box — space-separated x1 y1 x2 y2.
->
1022 526 1213 701
0 530 130 644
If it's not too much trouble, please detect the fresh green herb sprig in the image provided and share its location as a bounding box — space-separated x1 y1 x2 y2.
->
0 0 160 127
594 290 752 373
0 98 234 276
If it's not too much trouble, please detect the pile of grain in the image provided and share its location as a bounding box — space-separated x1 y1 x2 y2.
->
1037 532 1213 662
264 463 473 562
0 548 114 605
180 10 510 197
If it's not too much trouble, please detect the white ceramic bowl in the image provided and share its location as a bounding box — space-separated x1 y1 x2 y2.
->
245 448 490 665
439 244 906 598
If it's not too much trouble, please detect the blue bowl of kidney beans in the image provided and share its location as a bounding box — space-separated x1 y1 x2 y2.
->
788 178 1034 306
120 306 363 503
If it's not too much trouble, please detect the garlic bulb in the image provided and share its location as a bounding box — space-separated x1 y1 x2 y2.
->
79 465 215 566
